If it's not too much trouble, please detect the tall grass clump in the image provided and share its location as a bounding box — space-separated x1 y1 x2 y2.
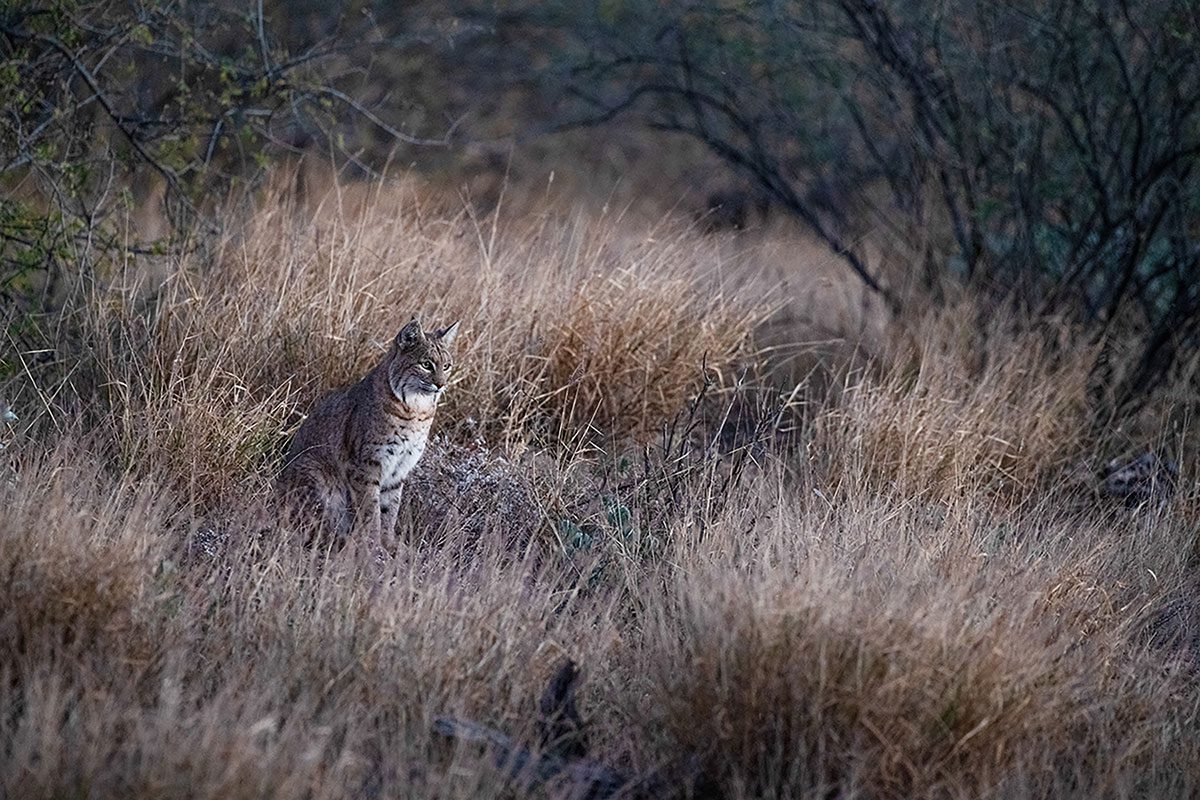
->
73 180 762 502
628 465 1200 798
806 302 1096 505
0 445 173 670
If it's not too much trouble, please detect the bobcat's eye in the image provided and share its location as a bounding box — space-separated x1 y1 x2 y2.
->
421 359 435 372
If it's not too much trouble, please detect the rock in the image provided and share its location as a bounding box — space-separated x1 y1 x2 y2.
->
404 435 544 540
1100 451 1179 507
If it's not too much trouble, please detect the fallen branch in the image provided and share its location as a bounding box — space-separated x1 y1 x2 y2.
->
432 658 698 799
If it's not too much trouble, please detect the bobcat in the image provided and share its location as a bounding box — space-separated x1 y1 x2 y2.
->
278 318 459 550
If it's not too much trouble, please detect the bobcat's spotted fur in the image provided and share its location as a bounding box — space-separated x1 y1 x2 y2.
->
278 318 459 549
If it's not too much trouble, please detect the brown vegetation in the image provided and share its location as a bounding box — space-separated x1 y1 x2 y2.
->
2 176 1199 799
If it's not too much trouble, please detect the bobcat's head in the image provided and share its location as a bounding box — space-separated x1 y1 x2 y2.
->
386 318 460 407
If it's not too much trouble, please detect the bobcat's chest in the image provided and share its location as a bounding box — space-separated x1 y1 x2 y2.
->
374 425 431 491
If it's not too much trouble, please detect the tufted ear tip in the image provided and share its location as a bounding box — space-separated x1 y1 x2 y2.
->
436 320 460 347
395 318 422 346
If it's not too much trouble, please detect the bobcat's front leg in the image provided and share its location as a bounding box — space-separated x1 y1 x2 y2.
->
350 468 384 550
379 484 403 553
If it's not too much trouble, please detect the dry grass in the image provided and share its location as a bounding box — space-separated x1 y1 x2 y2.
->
807 302 1097 504
641 488 1200 797
71 180 759 505
2 175 1199 799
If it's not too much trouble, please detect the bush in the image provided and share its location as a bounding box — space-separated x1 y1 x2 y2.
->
516 0 1200 409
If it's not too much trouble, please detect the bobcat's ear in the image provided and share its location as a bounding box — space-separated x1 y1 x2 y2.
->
396 318 422 347
435 321 460 347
